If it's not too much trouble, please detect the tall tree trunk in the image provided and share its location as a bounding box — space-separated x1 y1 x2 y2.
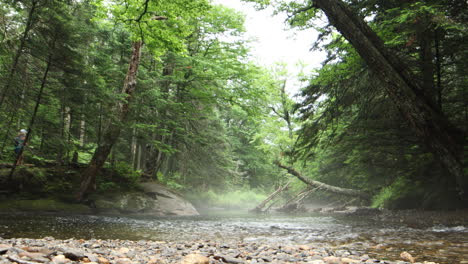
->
8 51 52 181
0 0 38 108
143 54 174 178
79 115 86 147
77 41 143 201
314 0 466 196
97 103 103 147
57 105 71 164
131 127 137 169
434 29 442 109
73 111 86 163
418 27 436 104
136 142 143 170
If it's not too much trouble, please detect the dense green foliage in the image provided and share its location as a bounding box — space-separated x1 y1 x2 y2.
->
0 0 286 202
287 0 467 209
0 0 466 209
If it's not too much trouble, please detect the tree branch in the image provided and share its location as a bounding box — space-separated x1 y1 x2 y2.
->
275 161 370 199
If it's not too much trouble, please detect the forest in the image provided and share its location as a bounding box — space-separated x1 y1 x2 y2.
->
0 0 466 211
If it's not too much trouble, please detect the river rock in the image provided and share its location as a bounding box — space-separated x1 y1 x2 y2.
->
97 256 110 264
0 245 9 255
323 256 341 264
118 247 130 254
51 254 71 264
115 257 134 264
85 253 100 262
18 251 49 262
61 247 86 260
140 182 199 216
341 257 359 263
181 253 209 264
400 251 414 263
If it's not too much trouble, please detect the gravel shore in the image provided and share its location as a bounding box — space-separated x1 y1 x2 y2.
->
0 237 439 264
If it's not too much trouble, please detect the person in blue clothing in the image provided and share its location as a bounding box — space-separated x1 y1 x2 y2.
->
14 129 27 165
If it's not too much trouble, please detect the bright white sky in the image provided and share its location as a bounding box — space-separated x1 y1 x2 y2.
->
214 0 326 95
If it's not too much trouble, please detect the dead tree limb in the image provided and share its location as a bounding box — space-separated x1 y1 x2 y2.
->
275 161 370 199
250 181 291 213
277 186 319 212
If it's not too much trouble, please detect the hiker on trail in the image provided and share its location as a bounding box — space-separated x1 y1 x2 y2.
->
14 129 27 165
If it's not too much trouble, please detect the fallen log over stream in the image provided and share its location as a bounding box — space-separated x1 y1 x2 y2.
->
250 181 291 213
275 161 370 200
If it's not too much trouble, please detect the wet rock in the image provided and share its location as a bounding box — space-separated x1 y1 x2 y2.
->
181 253 209 264
399 251 414 263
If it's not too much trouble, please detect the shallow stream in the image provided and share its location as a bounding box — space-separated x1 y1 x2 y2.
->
0 211 466 263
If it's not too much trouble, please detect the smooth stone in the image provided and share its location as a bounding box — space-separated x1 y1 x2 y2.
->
51 254 71 264
97 256 110 264
400 251 414 263
341 257 360 263
181 253 209 264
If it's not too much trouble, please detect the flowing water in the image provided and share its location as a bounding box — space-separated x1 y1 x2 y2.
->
0 211 466 263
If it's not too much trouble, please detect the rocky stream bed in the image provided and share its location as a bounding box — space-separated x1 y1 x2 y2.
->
0 209 467 264
0 237 441 264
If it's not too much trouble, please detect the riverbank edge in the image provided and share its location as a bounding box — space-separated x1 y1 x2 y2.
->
0 166 199 216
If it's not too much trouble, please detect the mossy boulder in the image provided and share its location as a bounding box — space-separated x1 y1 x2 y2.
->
92 192 156 214
92 182 199 216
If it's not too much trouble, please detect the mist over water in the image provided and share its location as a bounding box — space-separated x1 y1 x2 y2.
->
0 210 466 263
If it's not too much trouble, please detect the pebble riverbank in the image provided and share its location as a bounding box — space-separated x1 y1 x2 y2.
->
0 237 441 264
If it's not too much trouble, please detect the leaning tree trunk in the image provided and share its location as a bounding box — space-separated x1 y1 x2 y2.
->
8 51 52 182
314 0 466 196
275 162 370 199
77 41 143 201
